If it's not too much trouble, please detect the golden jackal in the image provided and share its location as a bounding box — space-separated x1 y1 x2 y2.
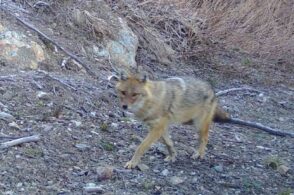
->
112 71 226 169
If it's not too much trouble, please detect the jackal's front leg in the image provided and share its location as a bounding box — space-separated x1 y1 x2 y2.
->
162 130 177 162
125 117 168 169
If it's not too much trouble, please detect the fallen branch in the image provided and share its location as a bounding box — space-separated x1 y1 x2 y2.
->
0 134 41 149
2 9 97 78
227 118 294 138
216 87 262 96
0 136 23 140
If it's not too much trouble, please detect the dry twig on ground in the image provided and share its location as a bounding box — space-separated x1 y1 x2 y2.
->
0 134 41 149
216 87 262 96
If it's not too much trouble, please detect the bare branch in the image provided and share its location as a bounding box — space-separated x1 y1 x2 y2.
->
216 87 262 96
0 134 41 149
228 118 294 138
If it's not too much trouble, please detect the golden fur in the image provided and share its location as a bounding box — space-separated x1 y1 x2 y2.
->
115 72 219 169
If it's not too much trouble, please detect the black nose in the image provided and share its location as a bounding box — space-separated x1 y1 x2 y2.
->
122 105 128 110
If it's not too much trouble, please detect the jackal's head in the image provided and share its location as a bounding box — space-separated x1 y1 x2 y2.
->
111 70 150 113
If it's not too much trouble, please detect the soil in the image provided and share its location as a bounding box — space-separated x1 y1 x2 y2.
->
0 1 293 195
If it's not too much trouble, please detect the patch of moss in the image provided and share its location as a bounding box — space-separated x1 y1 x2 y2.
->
100 141 115 151
278 189 293 195
264 155 284 170
23 147 44 158
100 123 109 132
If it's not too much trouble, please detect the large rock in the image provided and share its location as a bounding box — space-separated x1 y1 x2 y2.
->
0 23 46 69
72 1 138 68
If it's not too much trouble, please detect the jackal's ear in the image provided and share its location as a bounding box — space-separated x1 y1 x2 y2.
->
120 70 128 81
108 75 119 82
139 72 148 83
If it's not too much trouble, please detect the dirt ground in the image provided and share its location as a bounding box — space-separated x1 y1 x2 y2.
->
0 1 294 195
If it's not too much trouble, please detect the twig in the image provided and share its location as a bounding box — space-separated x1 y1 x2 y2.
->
37 70 77 91
217 182 240 189
216 87 262 96
2 9 97 78
228 118 294 138
0 134 41 149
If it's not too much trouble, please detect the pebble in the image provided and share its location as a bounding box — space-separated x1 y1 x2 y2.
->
191 177 198 184
75 143 90 151
213 165 224 173
137 164 149 172
8 121 20 129
277 165 290 175
190 171 196 176
170 176 185 185
71 120 82 127
84 183 103 193
111 123 118 128
161 169 169 176
36 91 50 100
96 166 113 181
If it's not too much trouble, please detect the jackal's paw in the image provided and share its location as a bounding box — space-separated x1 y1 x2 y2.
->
124 160 139 169
164 154 177 162
164 155 176 162
191 151 204 160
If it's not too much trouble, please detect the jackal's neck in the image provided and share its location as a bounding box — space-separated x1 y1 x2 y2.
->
134 80 166 122
145 80 166 101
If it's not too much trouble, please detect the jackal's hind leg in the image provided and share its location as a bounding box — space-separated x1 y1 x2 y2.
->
191 113 213 159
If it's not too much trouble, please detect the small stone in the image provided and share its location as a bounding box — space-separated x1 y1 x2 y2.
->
190 171 196 176
170 176 184 185
71 120 82 127
277 165 290 175
16 183 23 188
8 122 20 129
36 91 50 100
213 165 224 173
137 164 149 172
75 143 90 151
96 166 113 181
161 169 169 176
191 177 198 184
111 123 118 128
84 183 103 193
153 169 160 173
42 124 53 132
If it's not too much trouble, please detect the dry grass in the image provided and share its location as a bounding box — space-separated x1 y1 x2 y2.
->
109 0 294 65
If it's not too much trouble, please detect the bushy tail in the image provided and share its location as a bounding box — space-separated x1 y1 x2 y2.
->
213 105 231 123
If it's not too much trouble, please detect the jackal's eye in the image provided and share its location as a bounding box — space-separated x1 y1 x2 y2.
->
120 91 126 95
132 93 140 97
